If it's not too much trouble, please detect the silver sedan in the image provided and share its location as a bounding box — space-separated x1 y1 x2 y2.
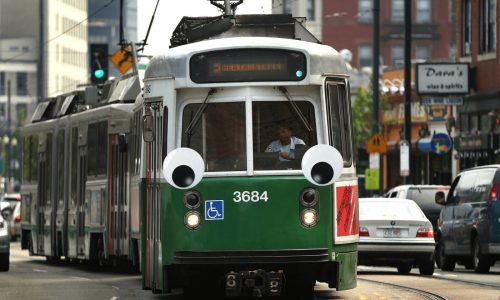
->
0 202 10 271
358 198 435 275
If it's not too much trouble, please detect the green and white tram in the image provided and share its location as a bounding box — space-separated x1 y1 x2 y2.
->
20 76 142 266
140 35 359 297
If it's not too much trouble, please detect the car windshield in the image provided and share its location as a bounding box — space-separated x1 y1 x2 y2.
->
181 100 318 172
359 200 425 219
407 187 448 211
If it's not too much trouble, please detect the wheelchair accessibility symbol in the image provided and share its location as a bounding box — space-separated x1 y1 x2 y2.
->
205 200 224 220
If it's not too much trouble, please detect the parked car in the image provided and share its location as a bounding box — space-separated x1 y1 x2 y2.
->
435 165 500 273
0 202 10 271
358 198 435 275
385 185 450 234
0 193 21 241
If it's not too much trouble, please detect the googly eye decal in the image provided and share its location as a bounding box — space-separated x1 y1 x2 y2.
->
162 148 205 189
301 144 343 186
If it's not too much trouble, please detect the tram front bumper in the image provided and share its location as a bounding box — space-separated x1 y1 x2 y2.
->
225 270 283 297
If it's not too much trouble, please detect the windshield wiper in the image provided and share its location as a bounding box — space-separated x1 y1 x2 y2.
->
278 86 313 132
184 88 218 139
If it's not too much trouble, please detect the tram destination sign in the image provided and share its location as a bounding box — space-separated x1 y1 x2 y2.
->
190 49 307 83
416 63 469 95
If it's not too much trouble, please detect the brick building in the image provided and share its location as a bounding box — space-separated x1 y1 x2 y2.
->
454 0 500 167
322 0 455 70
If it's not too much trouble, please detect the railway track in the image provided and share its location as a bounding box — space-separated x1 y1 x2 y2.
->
358 278 448 300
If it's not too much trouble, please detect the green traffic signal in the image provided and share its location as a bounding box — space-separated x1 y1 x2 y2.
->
94 69 105 79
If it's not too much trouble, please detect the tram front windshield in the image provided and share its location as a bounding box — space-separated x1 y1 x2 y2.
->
181 101 317 172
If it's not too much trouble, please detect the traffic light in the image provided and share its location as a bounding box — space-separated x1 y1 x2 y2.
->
90 44 109 85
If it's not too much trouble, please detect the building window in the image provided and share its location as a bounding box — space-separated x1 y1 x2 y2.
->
0 72 5 95
416 0 431 23
480 0 496 53
16 103 28 125
282 0 292 15
16 72 28 96
392 0 404 22
391 45 404 66
416 45 430 60
463 0 472 56
307 0 315 20
358 0 373 23
358 45 373 69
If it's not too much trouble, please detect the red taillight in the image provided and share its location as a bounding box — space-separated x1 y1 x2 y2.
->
416 227 434 238
359 227 369 237
490 183 498 201
15 215 20 223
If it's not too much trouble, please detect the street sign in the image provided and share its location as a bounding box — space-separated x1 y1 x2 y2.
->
420 96 463 106
205 200 224 220
400 140 409 177
366 133 387 154
431 133 453 154
365 169 380 190
110 48 133 75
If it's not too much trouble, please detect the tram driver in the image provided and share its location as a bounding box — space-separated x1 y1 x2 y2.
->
265 123 306 162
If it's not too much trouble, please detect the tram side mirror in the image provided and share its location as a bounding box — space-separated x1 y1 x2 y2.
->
142 114 154 143
118 134 127 153
435 191 446 205
301 144 343 186
163 148 205 189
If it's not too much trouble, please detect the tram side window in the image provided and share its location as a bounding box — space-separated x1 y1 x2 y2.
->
88 121 108 177
22 136 30 182
71 127 78 205
57 130 65 206
253 101 317 170
30 135 38 181
46 133 52 205
326 81 353 165
181 102 246 172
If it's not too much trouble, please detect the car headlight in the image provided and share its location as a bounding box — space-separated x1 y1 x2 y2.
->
184 211 201 230
300 209 318 227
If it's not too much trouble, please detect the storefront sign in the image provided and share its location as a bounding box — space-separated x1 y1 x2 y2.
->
416 63 469 95
420 96 464 106
427 105 449 122
400 140 410 177
430 133 453 154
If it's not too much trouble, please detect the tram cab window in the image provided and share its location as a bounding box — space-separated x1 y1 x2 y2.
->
253 101 317 170
181 102 246 172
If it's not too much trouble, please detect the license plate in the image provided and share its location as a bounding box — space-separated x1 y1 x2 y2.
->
383 228 402 237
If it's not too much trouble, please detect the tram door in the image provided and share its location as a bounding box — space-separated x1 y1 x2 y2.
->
76 145 87 256
36 133 52 255
143 101 164 290
108 134 128 257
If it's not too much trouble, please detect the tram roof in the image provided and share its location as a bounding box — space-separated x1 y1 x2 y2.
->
144 37 348 82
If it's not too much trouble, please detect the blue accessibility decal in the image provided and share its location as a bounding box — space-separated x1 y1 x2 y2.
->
205 200 224 220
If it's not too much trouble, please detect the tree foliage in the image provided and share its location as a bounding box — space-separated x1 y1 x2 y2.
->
352 86 373 153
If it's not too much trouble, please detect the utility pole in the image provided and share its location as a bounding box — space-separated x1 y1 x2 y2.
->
38 1 44 101
6 80 11 193
403 0 412 184
372 0 383 195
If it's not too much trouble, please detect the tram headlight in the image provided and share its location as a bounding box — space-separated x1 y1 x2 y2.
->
300 188 318 207
184 191 201 209
184 211 201 229
301 145 343 186
300 209 318 227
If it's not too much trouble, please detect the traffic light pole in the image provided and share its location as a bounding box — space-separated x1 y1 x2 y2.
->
404 0 412 184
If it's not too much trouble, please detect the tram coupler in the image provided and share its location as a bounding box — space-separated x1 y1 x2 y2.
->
225 269 283 297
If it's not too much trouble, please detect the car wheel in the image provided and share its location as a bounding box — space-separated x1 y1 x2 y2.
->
438 239 455 271
0 253 9 272
418 258 435 275
473 236 490 274
397 264 412 275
